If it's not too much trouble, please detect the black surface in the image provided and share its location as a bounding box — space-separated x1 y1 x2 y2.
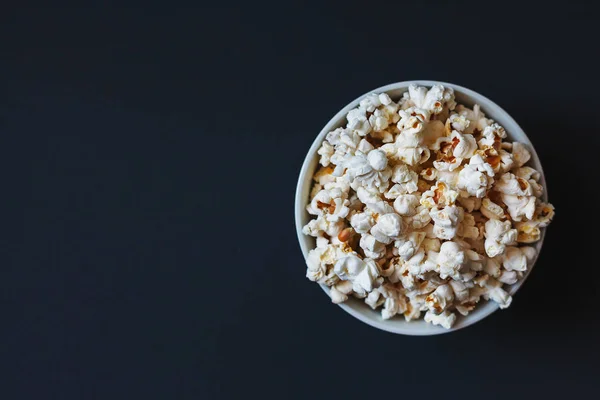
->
1 2 599 399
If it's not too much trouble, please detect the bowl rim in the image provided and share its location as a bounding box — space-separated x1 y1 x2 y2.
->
295 80 547 336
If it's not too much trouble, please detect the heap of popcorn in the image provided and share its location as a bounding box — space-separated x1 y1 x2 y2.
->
302 84 554 329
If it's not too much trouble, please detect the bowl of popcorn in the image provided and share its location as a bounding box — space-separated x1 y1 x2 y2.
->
295 81 555 335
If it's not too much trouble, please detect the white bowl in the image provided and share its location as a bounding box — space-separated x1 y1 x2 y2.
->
295 80 548 336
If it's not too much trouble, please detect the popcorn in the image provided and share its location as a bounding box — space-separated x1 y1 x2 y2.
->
425 284 454 313
447 113 470 133
480 197 506 220
359 233 387 259
334 254 381 293
456 104 492 134
394 231 426 260
370 213 405 244
437 241 466 280
402 84 456 115
511 142 531 168
307 187 350 222
303 85 554 329
514 221 541 243
449 280 469 303
350 211 375 234
302 216 345 238
502 193 536 222
393 194 420 216
317 142 334 166
458 158 492 198
498 270 518 285
306 244 348 283
484 219 517 257
408 206 432 229
335 149 392 193
502 246 528 272
495 172 533 197
346 108 372 136
330 286 348 304
430 205 462 240
421 181 459 209
406 249 438 277
424 310 457 329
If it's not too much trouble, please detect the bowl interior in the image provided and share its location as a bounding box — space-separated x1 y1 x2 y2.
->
295 81 547 335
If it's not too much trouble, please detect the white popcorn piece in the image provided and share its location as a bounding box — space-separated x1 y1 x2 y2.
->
368 109 389 131
533 202 555 227
514 166 541 181
421 181 459 209
502 246 528 272
334 254 381 294
335 280 354 295
391 164 419 192
514 220 541 243
408 206 432 229
365 290 385 309
350 211 375 234
458 160 491 198
498 270 518 285
317 142 334 167
326 127 361 160
359 233 387 259
406 249 438 277
511 142 531 168
306 244 348 283
425 284 454 313
495 172 533 197
377 285 408 320
370 213 404 244
329 286 348 304
457 196 481 213
402 84 456 115
356 187 395 215
404 297 423 321
336 149 392 193
437 241 466 280
357 138 374 154
482 257 501 279
478 123 506 150
480 197 506 220
346 108 372 136
397 107 430 135
393 194 420 216
394 231 426 261
430 205 462 240
456 104 492 134
420 167 438 181
302 216 345 238
359 93 383 112
424 310 457 329
307 187 350 222
521 246 537 262
484 278 513 309
447 113 471 133
452 131 478 160
501 193 536 222
449 280 469 303
484 219 517 257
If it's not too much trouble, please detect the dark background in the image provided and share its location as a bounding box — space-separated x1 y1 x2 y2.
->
1 2 599 399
